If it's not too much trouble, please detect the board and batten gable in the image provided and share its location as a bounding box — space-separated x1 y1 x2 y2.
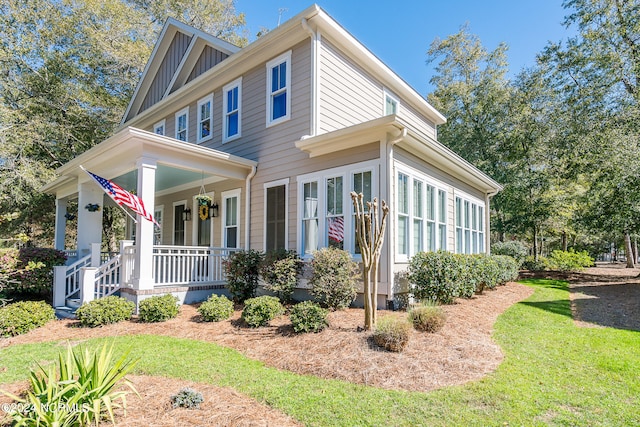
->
318 37 437 140
186 46 230 85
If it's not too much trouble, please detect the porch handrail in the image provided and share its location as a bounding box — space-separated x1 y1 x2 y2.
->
152 245 239 286
62 254 91 300
94 254 122 299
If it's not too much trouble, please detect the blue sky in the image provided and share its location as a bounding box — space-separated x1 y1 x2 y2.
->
235 1 574 96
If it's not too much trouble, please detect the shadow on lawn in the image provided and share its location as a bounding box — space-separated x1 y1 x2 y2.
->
519 300 572 318
571 282 640 332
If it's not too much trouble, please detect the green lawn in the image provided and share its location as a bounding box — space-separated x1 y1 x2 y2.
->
1 279 639 426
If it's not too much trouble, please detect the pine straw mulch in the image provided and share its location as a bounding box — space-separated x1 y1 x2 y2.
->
0 281 534 426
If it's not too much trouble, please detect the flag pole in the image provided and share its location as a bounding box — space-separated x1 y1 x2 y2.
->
79 165 138 224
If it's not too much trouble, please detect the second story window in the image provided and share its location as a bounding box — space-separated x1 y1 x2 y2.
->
384 91 399 115
266 51 291 126
153 120 165 136
223 78 242 142
175 107 189 142
197 95 212 143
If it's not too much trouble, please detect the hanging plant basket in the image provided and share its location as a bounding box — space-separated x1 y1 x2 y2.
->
84 203 101 212
196 195 212 206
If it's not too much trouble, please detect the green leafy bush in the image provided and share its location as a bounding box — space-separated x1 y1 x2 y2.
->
15 247 67 295
75 296 135 327
260 249 301 303
522 255 550 271
290 301 328 333
0 300 55 337
491 240 529 267
473 254 501 293
493 255 520 284
171 387 204 409
223 249 264 303
309 247 358 310
1 342 138 426
408 302 446 333
241 295 284 327
198 294 234 322
548 249 594 272
138 294 180 323
372 317 411 352
408 251 467 304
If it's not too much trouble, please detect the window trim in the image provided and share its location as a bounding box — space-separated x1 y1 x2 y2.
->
175 107 189 142
153 205 164 245
454 191 486 255
197 94 213 143
383 89 400 116
221 188 241 248
297 160 379 258
172 200 187 245
266 50 292 127
153 119 166 136
223 77 242 143
263 178 289 252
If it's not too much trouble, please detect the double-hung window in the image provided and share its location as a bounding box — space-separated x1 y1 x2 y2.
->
197 95 212 143
153 120 165 136
266 51 291 126
397 173 410 256
384 90 399 115
455 194 485 254
175 107 189 142
223 78 241 142
299 161 377 257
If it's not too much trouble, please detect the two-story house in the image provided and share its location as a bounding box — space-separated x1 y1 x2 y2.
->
43 4 501 310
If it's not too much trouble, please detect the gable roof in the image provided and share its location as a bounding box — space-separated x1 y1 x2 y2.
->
121 18 240 124
120 5 446 129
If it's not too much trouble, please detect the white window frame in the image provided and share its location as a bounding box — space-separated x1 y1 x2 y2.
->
383 89 400 116
297 160 379 259
153 205 164 245
153 119 166 136
454 192 486 255
263 178 289 251
172 200 188 245
197 95 213 143
175 107 189 142
266 50 292 127
223 77 242 142
221 188 241 248
395 164 449 261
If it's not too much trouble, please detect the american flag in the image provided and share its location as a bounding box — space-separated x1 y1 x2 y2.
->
83 168 159 226
328 216 344 242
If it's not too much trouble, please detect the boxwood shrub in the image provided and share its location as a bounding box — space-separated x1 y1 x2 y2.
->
309 247 358 310
290 301 328 333
0 300 55 337
198 294 234 322
138 294 180 323
75 296 135 327
241 295 284 328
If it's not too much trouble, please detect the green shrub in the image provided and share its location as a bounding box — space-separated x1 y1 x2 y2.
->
241 295 284 327
473 254 501 293
408 251 467 304
372 317 411 352
0 300 55 337
309 247 358 310
171 387 204 409
548 249 594 272
75 296 135 327
260 250 301 303
290 301 328 333
491 240 529 267
198 294 234 322
493 255 520 284
138 294 180 323
522 255 550 271
14 247 67 296
1 342 138 426
408 302 446 333
223 249 264 303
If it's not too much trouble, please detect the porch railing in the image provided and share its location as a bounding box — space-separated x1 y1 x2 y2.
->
152 245 239 286
53 253 91 306
94 254 122 299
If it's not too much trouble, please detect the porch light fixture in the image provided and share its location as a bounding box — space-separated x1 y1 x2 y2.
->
182 207 192 221
211 202 219 218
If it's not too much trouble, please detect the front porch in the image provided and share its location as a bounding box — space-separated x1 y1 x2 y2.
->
42 127 258 310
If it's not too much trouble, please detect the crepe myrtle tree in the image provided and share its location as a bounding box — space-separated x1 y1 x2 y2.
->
350 192 389 330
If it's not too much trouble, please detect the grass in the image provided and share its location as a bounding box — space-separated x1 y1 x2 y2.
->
1 279 639 426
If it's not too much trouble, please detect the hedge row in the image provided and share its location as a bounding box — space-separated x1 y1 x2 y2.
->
408 251 519 304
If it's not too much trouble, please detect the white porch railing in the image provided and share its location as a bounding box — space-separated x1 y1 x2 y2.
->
152 245 239 286
53 254 91 306
94 254 122 299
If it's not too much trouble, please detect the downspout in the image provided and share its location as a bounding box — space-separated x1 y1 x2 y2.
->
244 166 257 250
385 127 407 308
301 18 318 136
485 189 499 255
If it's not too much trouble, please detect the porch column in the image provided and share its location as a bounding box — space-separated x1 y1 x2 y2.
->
133 158 157 290
54 197 68 250
77 181 103 257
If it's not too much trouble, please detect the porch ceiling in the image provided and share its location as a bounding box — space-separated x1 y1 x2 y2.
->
42 127 257 198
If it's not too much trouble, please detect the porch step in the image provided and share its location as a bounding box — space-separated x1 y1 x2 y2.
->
66 298 82 309
54 305 77 320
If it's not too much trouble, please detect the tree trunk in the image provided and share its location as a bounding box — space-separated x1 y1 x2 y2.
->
363 266 373 330
532 227 539 261
624 233 635 268
633 238 638 265
561 230 568 252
